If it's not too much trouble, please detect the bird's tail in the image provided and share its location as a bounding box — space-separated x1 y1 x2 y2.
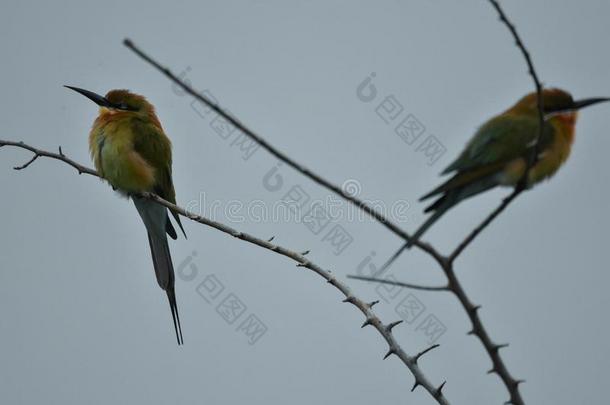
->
405 206 450 248
409 169 501 248
374 207 449 277
376 172 500 274
134 197 184 345
147 232 183 345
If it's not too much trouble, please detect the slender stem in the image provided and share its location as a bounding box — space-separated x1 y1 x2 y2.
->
347 275 449 292
444 262 524 404
450 0 546 265
449 187 521 262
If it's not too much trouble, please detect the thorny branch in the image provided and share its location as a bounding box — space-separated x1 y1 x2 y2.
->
0 139 450 405
348 275 449 292
439 3 547 400
356 1 546 404
123 4 536 400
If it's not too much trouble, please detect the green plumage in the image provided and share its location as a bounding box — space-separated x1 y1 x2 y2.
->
441 114 554 176
81 88 186 345
131 120 186 239
378 88 588 270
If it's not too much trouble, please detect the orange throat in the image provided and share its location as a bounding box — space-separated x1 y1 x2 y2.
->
553 111 577 144
95 107 163 130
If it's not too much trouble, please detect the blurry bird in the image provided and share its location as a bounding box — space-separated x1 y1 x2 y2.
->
65 86 186 345
378 88 609 274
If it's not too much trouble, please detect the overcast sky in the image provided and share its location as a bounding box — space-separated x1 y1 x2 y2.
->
1 1 609 404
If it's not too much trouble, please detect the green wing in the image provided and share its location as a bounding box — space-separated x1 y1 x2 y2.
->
132 119 186 239
442 114 555 174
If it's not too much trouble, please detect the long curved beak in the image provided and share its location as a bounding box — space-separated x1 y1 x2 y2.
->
64 85 112 108
573 97 610 110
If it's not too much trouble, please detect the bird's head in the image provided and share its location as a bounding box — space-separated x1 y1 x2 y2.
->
64 86 161 126
510 88 610 118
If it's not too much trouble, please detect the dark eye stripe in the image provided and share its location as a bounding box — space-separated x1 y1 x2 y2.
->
116 103 138 111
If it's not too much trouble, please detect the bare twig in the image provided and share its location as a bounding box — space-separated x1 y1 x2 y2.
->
347 275 449 292
441 4 549 400
0 140 96 176
13 154 39 170
0 140 450 405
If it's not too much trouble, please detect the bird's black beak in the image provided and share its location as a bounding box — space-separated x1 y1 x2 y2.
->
572 97 610 111
64 85 113 108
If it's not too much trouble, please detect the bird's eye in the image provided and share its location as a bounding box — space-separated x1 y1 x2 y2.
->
116 102 137 111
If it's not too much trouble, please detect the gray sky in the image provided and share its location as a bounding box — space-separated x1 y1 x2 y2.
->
1 1 609 404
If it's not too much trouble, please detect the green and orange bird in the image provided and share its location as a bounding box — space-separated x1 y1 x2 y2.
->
378 88 609 273
65 86 186 345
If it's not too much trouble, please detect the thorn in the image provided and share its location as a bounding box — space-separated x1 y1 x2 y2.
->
414 344 440 363
495 343 509 351
301 250 310 256
385 320 403 332
411 380 420 392
514 379 525 387
296 263 306 267
467 330 476 336
471 304 481 313
367 300 379 309
58 146 64 156
267 236 275 242
435 381 446 396
361 318 373 328
342 296 355 304
383 348 395 360
487 368 497 375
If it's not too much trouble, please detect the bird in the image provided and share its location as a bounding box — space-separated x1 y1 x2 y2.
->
65 86 186 345
377 88 609 274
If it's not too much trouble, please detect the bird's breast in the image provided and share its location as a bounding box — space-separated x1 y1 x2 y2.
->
528 115 575 184
89 119 156 193
499 117 575 187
